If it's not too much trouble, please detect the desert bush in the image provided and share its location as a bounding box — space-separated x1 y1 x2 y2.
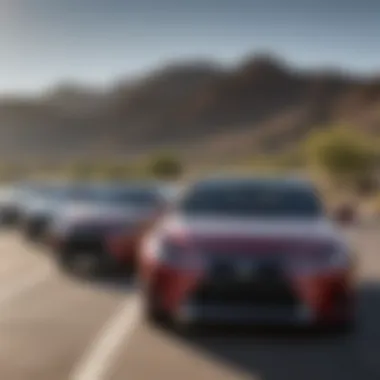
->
96 164 128 180
305 127 378 194
67 162 97 180
147 152 184 180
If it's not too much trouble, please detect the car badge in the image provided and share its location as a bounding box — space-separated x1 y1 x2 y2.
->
236 261 255 279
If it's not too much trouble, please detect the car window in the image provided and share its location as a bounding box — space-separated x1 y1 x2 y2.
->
91 186 162 208
179 182 323 218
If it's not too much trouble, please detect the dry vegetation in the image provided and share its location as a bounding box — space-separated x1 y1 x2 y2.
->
0 55 380 164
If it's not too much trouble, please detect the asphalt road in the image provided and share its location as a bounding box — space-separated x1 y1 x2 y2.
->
0 225 380 380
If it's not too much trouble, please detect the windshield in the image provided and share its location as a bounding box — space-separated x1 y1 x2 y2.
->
179 182 323 218
90 185 161 208
44 187 71 201
24 185 71 202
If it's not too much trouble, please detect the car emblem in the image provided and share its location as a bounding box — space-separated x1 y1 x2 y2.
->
236 261 255 279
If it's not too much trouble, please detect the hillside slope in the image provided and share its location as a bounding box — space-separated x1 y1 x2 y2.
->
0 55 379 163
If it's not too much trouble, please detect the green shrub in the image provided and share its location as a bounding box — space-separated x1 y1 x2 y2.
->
67 162 96 180
305 127 378 193
147 152 184 180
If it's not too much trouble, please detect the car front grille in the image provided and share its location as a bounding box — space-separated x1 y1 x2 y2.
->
63 234 105 254
31 216 50 231
192 255 297 307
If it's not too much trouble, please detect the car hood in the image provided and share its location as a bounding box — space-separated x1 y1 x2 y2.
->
61 202 154 225
160 215 343 248
26 199 62 216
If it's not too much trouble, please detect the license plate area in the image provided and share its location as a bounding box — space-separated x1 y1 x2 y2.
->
196 255 296 307
65 234 105 254
196 279 297 307
207 256 285 281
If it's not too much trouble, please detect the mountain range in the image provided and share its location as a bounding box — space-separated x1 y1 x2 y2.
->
1 55 379 165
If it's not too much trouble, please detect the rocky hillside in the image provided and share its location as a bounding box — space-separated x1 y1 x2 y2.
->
0 55 379 164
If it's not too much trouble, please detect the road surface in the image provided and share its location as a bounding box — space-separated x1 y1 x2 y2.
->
0 225 379 380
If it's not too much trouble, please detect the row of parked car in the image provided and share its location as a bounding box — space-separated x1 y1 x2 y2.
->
0 176 356 332
0 180 173 275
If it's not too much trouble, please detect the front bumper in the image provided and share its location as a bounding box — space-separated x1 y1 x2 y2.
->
146 264 355 326
175 303 315 326
0 206 21 225
24 216 51 240
57 233 106 256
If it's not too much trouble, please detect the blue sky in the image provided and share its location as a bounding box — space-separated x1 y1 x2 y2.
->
0 0 379 94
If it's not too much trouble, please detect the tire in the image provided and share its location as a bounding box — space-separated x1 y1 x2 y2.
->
77 252 105 277
143 286 169 327
143 291 193 335
57 251 91 275
57 250 75 273
104 256 135 277
24 227 39 242
124 258 137 278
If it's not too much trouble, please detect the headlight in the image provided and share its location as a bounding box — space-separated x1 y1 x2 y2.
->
324 244 350 268
316 242 351 269
157 240 183 265
144 234 204 271
104 220 143 237
289 242 350 274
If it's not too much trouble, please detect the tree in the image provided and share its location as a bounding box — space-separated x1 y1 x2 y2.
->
148 152 183 180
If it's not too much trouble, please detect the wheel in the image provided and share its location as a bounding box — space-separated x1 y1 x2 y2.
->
144 294 192 335
104 256 135 277
124 258 137 278
143 286 169 327
57 251 96 276
57 250 76 273
75 252 105 277
24 227 39 242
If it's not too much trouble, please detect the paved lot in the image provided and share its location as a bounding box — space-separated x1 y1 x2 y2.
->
0 225 379 380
